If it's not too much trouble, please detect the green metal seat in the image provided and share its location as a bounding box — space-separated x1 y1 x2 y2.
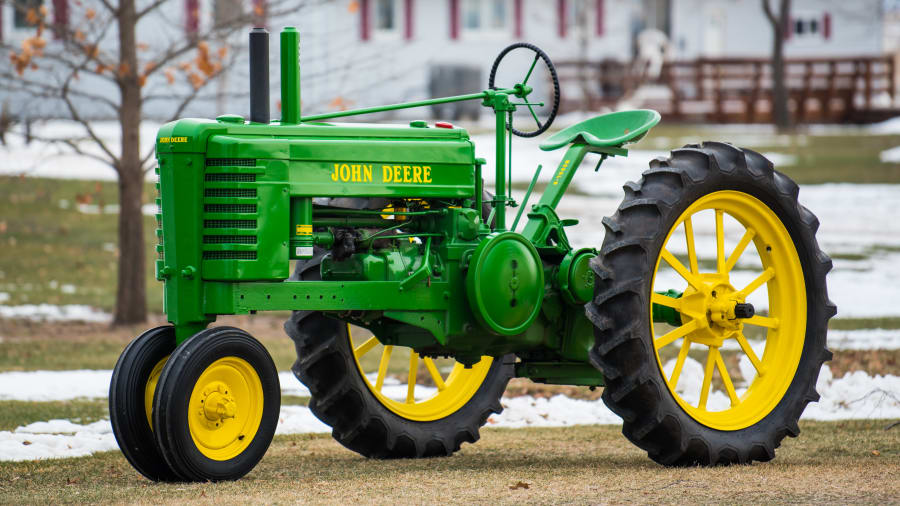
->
539 109 661 151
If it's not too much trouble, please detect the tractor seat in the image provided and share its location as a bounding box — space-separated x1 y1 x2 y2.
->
539 109 661 151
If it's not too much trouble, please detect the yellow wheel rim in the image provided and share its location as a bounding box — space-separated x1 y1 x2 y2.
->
651 191 806 431
349 326 493 421
143 356 168 431
187 357 264 460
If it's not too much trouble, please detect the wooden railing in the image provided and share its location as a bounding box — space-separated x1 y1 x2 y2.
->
555 56 896 123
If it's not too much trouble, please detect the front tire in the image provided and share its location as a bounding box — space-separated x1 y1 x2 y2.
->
153 327 280 481
109 326 181 482
586 142 836 466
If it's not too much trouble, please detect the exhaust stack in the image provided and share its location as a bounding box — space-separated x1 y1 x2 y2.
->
249 27 270 124
280 27 301 124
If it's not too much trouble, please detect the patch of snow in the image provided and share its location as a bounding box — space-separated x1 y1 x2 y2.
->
827 328 900 351
60 284 76 295
0 364 897 461
0 120 161 182
73 203 158 216
0 370 113 401
275 405 331 435
0 293 8 304
0 304 111 323
805 366 900 421
0 421 118 462
488 394 622 428
880 146 900 163
867 116 900 135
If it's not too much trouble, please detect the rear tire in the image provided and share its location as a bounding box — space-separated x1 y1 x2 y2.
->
284 253 513 458
586 142 835 466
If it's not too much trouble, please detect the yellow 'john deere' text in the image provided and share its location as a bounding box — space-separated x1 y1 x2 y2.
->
330 163 432 183
382 164 432 183
331 163 374 182
158 136 188 143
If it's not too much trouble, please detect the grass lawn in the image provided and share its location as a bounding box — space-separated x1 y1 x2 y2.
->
0 420 896 504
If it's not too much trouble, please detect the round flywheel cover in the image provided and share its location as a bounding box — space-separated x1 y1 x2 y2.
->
466 232 544 335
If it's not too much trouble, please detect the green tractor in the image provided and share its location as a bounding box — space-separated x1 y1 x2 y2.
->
110 28 835 482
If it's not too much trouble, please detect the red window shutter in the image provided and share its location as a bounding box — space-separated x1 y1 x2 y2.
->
53 0 68 39
514 0 522 38
557 0 566 38
823 12 831 40
185 0 199 35
449 0 459 40
595 0 604 36
404 0 413 40
361 0 370 40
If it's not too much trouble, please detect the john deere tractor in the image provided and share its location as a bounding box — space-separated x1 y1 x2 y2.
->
110 28 835 482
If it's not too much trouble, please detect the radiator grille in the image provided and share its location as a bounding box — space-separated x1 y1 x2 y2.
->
203 251 257 260
205 158 257 167
205 173 256 182
204 219 257 229
203 235 257 244
204 204 257 214
202 159 264 270
205 188 257 198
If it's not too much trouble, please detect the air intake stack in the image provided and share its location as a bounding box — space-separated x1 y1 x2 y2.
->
280 27 301 124
248 27 270 124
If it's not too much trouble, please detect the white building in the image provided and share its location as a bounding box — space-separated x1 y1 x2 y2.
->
0 0 891 120
669 0 885 59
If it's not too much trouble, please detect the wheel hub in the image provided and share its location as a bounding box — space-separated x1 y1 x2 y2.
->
200 381 237 423
678 274 748 347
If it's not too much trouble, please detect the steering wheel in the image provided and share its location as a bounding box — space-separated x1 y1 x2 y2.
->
488 43 560 138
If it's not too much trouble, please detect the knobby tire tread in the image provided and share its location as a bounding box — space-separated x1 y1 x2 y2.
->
586 142 835 466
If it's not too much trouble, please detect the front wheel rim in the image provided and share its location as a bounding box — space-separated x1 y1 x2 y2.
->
650 190 806 431
349 326 493 422
187 356 264 460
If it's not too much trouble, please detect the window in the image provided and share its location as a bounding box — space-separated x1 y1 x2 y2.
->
790 12 830 42
461 0 509 33
214 0 243 28
562 0 588 37
13 0 43 29
374 0 396 31
794 18 819 36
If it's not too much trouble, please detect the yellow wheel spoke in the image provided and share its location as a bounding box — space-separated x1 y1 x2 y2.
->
669 337 691 387
715 351 740 407
698 347 718 410
716 209 726 274
743 315 780 329
654 319 699 350
683 216 700 274
423 357 446 391
737 267 775 298
651 292 682 310
660 249 705 291
353 336 379 359
406 351 418 404
725 228 756 273
736 333 765 377
374 345 393 392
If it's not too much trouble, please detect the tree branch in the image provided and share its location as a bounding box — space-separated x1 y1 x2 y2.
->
761 0 778 27
60 63 120 168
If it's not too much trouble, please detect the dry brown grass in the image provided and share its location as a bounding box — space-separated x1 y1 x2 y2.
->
0 420 897 504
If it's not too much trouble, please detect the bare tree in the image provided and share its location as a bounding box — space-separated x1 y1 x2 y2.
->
762 0 791 130
2 0 305 325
